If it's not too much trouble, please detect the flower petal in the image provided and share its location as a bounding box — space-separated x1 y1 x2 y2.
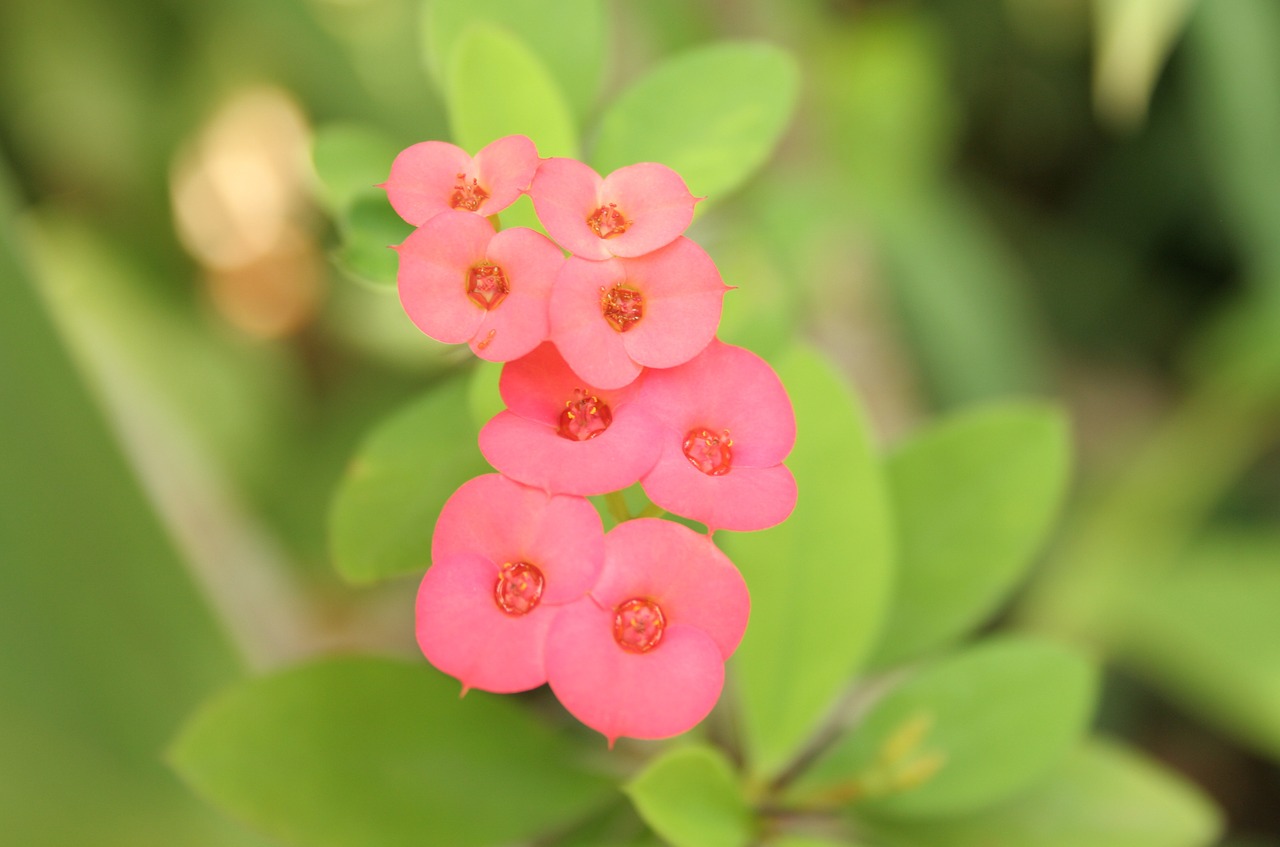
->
546 599 725 744
471 135 539 215
549 257 642 388
591 518 750 658
383 140 472 226
466 227 561 361
431 474 603 602
617 238 727 369
416 551 555 693
478 405 664 496
497 342 640 426
600 163 698 258
529 157 608 259
642 446 797 532
396 210 492 343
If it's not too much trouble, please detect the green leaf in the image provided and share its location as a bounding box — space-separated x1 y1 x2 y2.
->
170 656 612 847
721 346 893 781
333 192 412 289
1092 0 1199 131
869 402 1070 668
863 739 1220 847
446 24 578 160
423 0 605 122
1111 531 1280 760
312 123 401 215
795 636 1096 818
329 375 491 583
591 42 799 202
625 745 753 847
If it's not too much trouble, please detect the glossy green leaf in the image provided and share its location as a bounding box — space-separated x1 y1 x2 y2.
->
795 636 1096 818
1111 531 1280 760
721 346 893 780
863 739 1220 847
591 42 799 202
312 123 401 215
625 746 753 847
869 402 1070 668
446 24 577 160
333 192 412 289
329 375 491 583
170 656 611 847
423 0 605 121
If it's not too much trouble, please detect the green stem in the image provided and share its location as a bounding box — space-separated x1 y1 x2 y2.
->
604 490 632 524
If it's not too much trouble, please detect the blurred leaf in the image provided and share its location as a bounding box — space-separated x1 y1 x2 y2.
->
863 739 1220 847
714 232 801 362
329 375 491 583
0 161 263 846
170 656 611 847
312 123 402 215
1111 531 1280 760
770 838 864 847
796 637 1096 818
466 358 504 429
625 745 753 847
333 192 413 289
1092 0 1198 132
446 24 578 160
1188 0 1280 291
869 402 1070 668
591 42 799 202
423 0 605 122
721 346 893 780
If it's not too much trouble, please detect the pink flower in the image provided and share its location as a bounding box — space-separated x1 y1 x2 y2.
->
477 343 665 496
545 519 749 744
550 237 729 389
639 340 797 532
396 210 562 361
416 474 605 694
382 135 538 226
529 158 699 260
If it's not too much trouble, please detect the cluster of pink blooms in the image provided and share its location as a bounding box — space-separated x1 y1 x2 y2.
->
382 135 797 744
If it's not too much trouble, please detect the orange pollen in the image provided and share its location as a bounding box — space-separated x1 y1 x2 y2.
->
683 427 733 476
467 263 509 310
613 598 666 653
450 173 489 211
587 203 629 238
494 562 544 616
600 285 644 332
558 388 613 441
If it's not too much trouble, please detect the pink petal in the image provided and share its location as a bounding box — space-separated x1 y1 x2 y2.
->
529 158 609 259
545 599 726 744
432 474 603 603
599 163 698 258
616 238 728 369
642 447 798 532
396 210 493 344
549 257 642 388
466 227 561 361
471 135 539 215
497 342 640 426
384 140 471 226
640 340 796 467
415 552 555 693
478 405 664 496
591 518 750 658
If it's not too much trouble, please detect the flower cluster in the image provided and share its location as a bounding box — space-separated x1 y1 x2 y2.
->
385 135 796 744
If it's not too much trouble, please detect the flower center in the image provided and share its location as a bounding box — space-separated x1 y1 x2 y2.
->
587 203 629 239
600 285 644 332
494 562 544 616
613 598 666 653
683 428 733 476
467 262 509 310
558 388 613 441
450 173 489 211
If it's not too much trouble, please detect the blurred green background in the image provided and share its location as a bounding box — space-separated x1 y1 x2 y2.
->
2 0 1278 844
